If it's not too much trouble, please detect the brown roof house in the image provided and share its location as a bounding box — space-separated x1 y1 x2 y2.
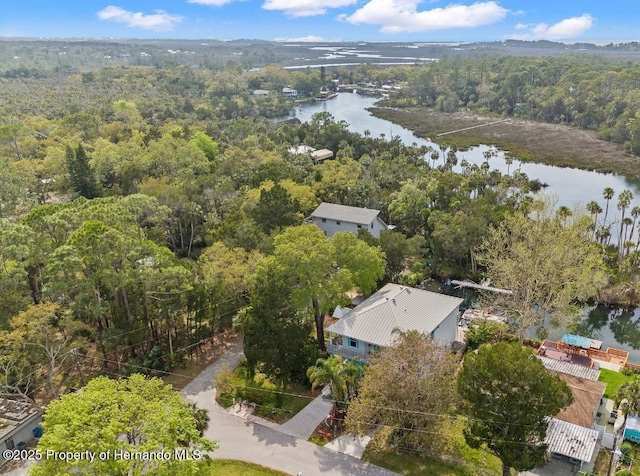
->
535 355 606 472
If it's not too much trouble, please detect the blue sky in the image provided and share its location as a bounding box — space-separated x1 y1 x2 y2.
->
1 1 640 43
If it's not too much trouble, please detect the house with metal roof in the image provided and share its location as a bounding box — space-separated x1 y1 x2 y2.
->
527 354 606 474
309 202 389 238
326 283 463 362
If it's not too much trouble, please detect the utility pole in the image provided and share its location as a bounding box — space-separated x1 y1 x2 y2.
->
72 348 85 386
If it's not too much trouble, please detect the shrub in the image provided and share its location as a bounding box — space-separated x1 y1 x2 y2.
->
465 320 509 350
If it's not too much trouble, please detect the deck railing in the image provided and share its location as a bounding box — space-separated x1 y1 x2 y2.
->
327 344 369 362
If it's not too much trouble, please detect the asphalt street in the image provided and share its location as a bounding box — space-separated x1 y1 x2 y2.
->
181 339 399 476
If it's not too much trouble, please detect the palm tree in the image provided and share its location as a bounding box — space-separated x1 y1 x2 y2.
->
602 187 615 226
188 402 210 436
307 355 361 410
617 190 633 256
505 156 513 174
622 217 634 248
555 206 572 223
631 206 640 243
586 201 602 240
595 226 611 246
616 377 640 414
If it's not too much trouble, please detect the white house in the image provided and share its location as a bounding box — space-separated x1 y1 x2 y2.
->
326 283 463 362
310 149 334 164
309 202 389 238
253 89 269 96
0 399 42 463
282 87 298 98
287 146 334 164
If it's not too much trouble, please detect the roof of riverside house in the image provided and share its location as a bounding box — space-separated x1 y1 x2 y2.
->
310 149 334 161
552 373 606 428
545 418 599 463
537 356 601 381
326 283 463 347
310 202 382 225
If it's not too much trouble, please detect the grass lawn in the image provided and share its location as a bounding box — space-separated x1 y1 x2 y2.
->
202 459 288 475
598 368 635 399
362 418 502 476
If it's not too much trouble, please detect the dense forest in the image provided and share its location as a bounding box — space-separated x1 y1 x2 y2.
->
2 42 640 403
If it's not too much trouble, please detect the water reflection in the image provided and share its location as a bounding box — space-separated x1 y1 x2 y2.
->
570 305 640 361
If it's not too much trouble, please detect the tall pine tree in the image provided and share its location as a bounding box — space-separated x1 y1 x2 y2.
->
66 144 100 199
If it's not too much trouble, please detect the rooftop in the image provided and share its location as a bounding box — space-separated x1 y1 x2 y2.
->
326 283 463 346
310 202 381 225
0 399 41 442
537 356 601 381
552 373 606 428
546 418 599 463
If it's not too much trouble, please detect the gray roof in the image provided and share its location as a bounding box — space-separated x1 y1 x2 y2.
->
310 149 334 161
310 202 381 225
326 283 463 346
537 356 601 381
545 418 599 463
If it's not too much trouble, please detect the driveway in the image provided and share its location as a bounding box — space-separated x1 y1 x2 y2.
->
278 386 333 440
181 339 399 476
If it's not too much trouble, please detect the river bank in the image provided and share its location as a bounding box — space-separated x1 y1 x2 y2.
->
370 106 640 178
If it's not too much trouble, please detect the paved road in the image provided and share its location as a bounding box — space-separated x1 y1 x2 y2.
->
181 339 399 476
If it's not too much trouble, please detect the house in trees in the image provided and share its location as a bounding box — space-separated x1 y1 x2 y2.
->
0 399 42 463
308 202 388 238
326 283 463 362
288 145 334 164
282 87 298 98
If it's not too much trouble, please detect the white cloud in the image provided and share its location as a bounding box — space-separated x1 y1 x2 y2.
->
97 6 182 31
274 35 327 42
531 14 593 40
341 0 508 33
508 14 593 41
262 0 357 18
188 0 235 6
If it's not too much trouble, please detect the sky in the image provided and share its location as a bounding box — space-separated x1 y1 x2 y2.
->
1 1 640 43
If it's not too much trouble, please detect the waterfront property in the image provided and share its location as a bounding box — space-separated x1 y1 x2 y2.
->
538 335 630 371
282 87 298 98
308 202 389 238
532 349 607 473
326 283 463 362
287 145 334 164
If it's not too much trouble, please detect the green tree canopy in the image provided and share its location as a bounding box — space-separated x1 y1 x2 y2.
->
264 225 385 351
345 332 457 451
241 257 317 381
457 342 573 476
477 196 607 341
30 374 216 476
306 355 361 410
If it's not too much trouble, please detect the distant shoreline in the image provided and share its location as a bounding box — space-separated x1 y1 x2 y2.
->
369 106 640 178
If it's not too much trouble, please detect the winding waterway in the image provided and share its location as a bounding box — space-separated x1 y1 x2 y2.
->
288 92 640 362
289 93 640 210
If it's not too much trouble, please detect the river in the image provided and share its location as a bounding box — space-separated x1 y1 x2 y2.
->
289 93 640 212
288 92 640 362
